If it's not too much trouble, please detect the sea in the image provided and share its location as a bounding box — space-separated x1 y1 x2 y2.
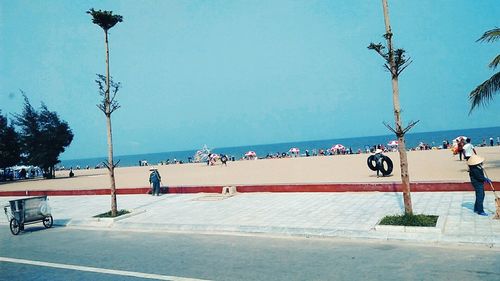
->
59 126 500 169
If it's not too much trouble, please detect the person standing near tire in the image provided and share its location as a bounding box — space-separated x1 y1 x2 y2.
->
467 155 489 216
463 138 477 161
373 149 384 177
149 167 162 196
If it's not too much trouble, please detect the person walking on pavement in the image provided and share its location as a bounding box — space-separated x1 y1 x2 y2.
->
463 138 477 161
467 155 490 216
149 167 162 196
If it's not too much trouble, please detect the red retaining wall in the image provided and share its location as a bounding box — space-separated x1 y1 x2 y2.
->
0 181 481 197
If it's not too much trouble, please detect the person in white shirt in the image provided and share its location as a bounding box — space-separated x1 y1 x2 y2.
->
463 138 477 160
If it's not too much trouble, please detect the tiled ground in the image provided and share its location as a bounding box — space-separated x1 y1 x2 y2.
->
1 192 499 246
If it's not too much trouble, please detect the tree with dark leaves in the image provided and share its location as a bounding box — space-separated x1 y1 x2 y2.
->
0 110 21 179
14 95 73 179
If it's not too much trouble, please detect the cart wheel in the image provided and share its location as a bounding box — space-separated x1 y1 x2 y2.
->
43 216 53 228
10 218 21 235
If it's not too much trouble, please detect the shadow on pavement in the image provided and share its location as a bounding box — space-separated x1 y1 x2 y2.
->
461 202 474 211
54 219 71 226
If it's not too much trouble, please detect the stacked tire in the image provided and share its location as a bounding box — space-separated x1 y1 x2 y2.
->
367 155 393 176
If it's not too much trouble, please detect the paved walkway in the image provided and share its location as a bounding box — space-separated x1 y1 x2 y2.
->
1 192 499 248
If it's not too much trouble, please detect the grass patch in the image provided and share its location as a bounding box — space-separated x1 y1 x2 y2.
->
379 214 438 227
93 209 130 218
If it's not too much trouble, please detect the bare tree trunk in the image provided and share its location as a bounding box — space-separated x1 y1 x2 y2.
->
382 0 413 214
104 30 117 217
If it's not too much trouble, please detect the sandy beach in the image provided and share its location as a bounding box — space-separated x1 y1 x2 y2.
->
1 146 500 192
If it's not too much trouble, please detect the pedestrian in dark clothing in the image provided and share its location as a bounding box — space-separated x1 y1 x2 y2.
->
220 154 228 166
457 138 465 161
373 149 384 177
19 168 27 179
467 155 490 216
149 167 162 196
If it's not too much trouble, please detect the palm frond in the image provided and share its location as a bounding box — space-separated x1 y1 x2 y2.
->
489 54 500 70
476 27 500 43
469 71 500 114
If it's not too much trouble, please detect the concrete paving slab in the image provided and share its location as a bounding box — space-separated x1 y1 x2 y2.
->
1 192 499 248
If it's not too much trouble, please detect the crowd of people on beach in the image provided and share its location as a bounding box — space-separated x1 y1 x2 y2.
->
263 147 355 159
125 135 500 168
53 135 500 171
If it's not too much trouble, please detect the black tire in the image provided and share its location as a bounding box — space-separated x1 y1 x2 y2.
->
367 155 377 171
43 215 53 228
10 218 20 235
379 156 394 176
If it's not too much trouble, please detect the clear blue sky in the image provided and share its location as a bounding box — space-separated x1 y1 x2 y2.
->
1 0 499 160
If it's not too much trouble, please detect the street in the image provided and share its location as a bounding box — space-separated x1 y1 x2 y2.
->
0 226 499 280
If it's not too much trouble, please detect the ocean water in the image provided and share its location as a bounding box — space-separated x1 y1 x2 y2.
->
60 126 500 169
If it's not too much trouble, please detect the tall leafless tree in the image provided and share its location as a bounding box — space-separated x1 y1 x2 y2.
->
368 0 417 215
87 8 123 217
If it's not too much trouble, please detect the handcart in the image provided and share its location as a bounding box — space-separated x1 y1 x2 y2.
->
4 196 53 235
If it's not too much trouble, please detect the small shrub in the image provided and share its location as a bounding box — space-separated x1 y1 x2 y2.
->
379 214 438 227
94 209 130 218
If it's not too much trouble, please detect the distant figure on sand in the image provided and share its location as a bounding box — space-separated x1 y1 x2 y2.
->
466 155 489 216
442 140 448 149
457 138 465 161
19 168 27 179
367 149 393 177
373 149 384 177
220 154 228 166
149 167 162 196
463 138 477 161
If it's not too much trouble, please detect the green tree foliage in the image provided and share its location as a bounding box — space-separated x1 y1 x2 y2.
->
469 27 500 113
14 95 73 178
367 43 411 78
87 8 123 31
0 110 21 172
95 74 121 115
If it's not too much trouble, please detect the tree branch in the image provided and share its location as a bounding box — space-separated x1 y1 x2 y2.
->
368 43 388 60
383 64 392 73
94 74 121 116
383 121 396 134
402 120 419 135
396 60 413 76
102 161 110 171
383 120 419 138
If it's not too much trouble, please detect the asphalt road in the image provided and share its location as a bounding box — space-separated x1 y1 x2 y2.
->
0 225 499 281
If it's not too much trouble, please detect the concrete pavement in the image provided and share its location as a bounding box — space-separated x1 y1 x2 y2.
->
1 192 499 248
